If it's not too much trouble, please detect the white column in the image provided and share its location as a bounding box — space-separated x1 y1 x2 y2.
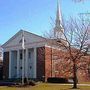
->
17 50 19 78
33 48 37 78
22 49 25 84
9 51 11 78
25 48 28 78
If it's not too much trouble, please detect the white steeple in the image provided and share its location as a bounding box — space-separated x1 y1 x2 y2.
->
54 0 64 39
56 0 62 27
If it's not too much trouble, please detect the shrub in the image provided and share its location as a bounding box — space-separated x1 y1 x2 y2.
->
28 80 36 86
47 77 68 83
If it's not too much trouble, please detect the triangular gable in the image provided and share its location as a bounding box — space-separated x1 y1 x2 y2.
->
2 30 46 48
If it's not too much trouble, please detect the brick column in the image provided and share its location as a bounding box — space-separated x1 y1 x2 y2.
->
3 52 9 79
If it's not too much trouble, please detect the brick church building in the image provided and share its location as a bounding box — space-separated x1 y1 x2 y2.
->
2 1 90 82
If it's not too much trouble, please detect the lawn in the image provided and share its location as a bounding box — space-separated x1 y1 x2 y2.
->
0 83 90 90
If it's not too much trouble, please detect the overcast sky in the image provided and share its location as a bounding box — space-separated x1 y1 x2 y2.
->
0 0 90 44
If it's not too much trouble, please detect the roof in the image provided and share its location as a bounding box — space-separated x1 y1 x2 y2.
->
2 30 46 48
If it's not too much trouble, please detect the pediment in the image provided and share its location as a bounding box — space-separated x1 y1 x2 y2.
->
2 30 46 48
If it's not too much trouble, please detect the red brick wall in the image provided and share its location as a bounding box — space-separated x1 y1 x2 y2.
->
44 47 90 82
51 48 90 82
37 47 45 81
45 47 52 81
77 56 90 82
3 52 9 79
51 48 72 78
36 47 52 81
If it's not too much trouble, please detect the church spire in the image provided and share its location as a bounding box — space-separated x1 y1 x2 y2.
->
56 0 62 27
54 0 64 39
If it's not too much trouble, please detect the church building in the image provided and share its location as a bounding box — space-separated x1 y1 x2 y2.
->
2 1 90 82
2 1 64 81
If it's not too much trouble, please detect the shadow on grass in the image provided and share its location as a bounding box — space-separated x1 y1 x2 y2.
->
69 87 80 90
0 80 36 88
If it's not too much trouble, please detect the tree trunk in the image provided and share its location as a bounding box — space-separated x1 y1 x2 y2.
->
73 60 78 89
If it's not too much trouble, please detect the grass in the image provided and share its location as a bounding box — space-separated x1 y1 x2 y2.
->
0 86 16 90
80 82 90 84
0 83 90 90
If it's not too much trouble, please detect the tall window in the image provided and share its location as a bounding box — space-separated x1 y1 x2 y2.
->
28 51 31 59
20 51 22 60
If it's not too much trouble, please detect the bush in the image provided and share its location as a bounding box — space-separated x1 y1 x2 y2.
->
28 80 36 86
0 82 17 86
47 77 68 83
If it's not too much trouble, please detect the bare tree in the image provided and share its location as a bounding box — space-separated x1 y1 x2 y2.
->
62 17 89 88
44 17 89 88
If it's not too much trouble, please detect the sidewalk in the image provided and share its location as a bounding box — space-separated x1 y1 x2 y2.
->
56 84 90 86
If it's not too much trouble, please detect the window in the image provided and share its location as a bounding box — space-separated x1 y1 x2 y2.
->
30 66 32 69
20 67 22 69
28 51 31 59
20 52 22 60
19 39 26 43
15 66 17 69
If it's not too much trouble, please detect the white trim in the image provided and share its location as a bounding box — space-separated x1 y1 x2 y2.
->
17 50 19 78
33 48 37 78
9 51 11 78
3 41 46 52
45 44 59 49
45 44 66 51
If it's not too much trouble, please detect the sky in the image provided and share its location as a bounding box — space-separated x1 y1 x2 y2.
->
0 0 90 44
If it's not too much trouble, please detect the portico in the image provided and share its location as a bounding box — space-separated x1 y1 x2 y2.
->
2 30 46 80
8 47 37 79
